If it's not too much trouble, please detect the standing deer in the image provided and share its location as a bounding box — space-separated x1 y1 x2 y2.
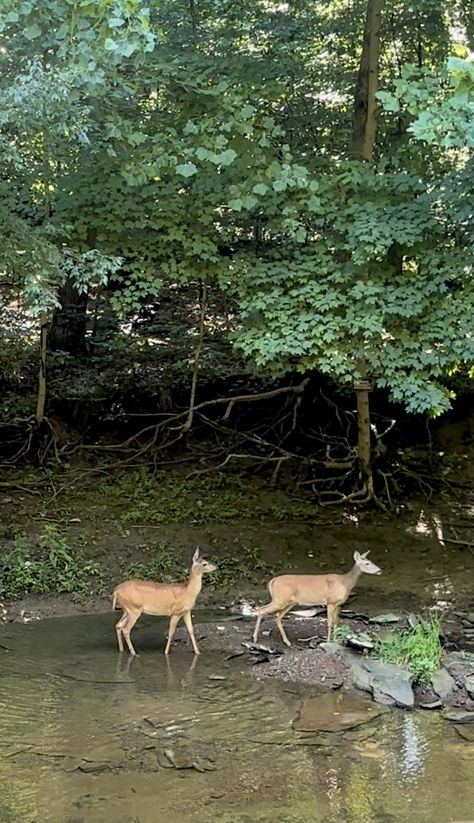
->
112 548 216 656
252 550 381 646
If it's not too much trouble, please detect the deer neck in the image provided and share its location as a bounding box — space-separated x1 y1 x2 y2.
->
185 568 203 601
343 563 362 594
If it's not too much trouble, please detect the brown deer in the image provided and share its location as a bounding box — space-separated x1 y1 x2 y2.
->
252 550 381 646
112 548 216 656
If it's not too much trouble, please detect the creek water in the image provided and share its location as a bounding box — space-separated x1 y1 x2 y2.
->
0 614 473 823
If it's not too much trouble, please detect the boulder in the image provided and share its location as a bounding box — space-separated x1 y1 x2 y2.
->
464 675 474 699
431 668 455 702
442 708 474 724
342 651 415 709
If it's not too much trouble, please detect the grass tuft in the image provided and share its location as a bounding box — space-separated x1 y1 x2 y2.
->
372 614 442 684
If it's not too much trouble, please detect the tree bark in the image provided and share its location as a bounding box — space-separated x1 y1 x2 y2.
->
183 281 207 433
35 312 48 424
351 0 382 498
48 278 88 354
352 0 382 161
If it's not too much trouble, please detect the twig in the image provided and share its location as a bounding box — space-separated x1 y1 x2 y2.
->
438 537 474 554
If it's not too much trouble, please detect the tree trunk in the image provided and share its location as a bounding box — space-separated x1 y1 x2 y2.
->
48 279 88 354
35 312 48 425
49 229 96 355
183 281 207 432
351 0 382 498
352 0 382 161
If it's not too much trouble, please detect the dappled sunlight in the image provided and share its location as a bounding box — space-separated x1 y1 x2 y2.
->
408 509 447 545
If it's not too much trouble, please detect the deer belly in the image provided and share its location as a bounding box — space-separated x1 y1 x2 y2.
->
143 603 173 617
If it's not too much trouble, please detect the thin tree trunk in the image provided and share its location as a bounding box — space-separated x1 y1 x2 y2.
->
352 0 382 161
183 281 207 432
351 0 382 498
36 312 48 425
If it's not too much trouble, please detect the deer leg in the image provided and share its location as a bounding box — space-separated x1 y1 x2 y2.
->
183 611 200 655
327 605 337 641
252 613 263 643
121 610 141 656
115 611 128 652
332 605 341 638
164 614 181 655
253 601 287 643
275 605 293 647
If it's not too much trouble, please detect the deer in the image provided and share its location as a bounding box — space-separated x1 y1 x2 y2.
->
252 550 381 647
112 548 216 656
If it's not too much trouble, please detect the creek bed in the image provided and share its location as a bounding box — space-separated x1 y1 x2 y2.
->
1 613 474 823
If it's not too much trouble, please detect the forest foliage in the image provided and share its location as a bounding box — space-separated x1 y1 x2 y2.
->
1 0 474 499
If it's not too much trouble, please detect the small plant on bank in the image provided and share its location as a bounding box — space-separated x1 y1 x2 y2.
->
0 525 102 601
372 614 442 684
333 624 352 643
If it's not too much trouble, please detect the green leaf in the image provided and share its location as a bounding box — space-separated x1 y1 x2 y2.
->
175 162 198 178
253 183 268 195
376 91 400 113
24 23 42 39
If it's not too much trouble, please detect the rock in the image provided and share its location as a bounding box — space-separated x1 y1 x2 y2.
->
346 633 375 651
320 642 342 655
418 699 443 710
465 675 474 699
454 725 474 742
442 708 474 724
369 613 402 625
225 650 245 660
80 741 124 764
343 651 415 709
293 692 387 734
431 668 455 701
241 641 280 655
162 747 214 771
443 651 474 683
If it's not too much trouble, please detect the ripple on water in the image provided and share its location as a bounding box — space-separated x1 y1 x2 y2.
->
1 616 474 823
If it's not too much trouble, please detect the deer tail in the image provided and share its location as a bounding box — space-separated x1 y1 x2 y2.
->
112 591 117 610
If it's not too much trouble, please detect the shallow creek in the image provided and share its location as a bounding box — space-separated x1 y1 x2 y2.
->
0 614 473 823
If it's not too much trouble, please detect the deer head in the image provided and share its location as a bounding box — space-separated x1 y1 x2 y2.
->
353 550 382 575
192 547 216 574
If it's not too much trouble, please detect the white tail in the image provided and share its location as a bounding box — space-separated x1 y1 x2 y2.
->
253 551 381 646
112 547 216 656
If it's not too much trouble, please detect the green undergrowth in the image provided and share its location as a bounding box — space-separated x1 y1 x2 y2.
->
0 525 274 600
122 543 273 589
372 615 442 684
98 468 316 525
0 524 102 601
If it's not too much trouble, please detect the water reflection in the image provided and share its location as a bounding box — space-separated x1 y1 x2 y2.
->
0 615 473 823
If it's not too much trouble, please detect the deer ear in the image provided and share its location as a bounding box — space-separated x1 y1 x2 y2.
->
353 551 361 562
192 547 201 563
361 550 370 558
